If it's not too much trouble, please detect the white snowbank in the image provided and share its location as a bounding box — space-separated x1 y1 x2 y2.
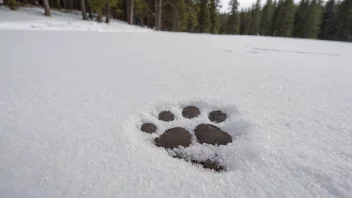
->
0 6 151 32
1 8 352 198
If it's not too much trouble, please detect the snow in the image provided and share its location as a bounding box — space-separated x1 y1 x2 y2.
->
0 7 151 32
1 7 352 198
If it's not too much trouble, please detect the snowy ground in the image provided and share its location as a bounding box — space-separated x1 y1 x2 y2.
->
0 6 151 32
1 7 352 198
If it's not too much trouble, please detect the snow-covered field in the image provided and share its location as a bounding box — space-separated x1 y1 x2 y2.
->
1 7 352 198
0 6 151 32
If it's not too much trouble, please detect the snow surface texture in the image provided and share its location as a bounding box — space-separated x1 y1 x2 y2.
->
1 7 352 198
131 100 250 168
0 6 151 32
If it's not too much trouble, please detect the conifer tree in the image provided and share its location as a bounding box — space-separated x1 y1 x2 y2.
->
239 8 251 35
209 0 219 33
218 13 228 34
319 0 335 39
179 0 198 32
177 0 187 31
305 0 322 38
293 0 309 37
188 1 199 32
3 0 352 42
276 0 294 37
225 0 240 34
271 0 280 36
333 0 352 41
251 0 261 35
134 0 148 26
91 0 104 22
261 0 274 36
198 0 210 33
7 0 18 10
239 9 246 34
244 8 253 34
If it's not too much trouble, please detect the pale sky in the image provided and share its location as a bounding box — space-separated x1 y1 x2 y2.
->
220 0 302 12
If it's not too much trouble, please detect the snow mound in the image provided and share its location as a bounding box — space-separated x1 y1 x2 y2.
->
0 6 151 32
124 100 253 171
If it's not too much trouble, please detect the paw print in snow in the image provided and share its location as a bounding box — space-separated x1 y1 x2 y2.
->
139 102 247 172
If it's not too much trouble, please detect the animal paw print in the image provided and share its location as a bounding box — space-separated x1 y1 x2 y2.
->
140 105 235 172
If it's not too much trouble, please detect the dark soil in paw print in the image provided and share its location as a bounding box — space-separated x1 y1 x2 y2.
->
154 127 192 149
141 123 157 133
182 106 200 119
191 159 225 172
209 110 227 123
172 153 225 172
140 105 235 172
158 111 175 122
194 124 232 145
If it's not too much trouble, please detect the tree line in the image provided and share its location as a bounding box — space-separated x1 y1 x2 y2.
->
2 0 351 41
222 0 352 42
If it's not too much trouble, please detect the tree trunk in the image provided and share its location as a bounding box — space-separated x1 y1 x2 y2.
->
87 0 93 19
80 0 88 20
105 2 110 23
154 0 162 30
97 11 102 22
63 0 67 10
127 0 134 24
158 0 162 30
154 1 158 29
173 10 178 32
57 0 61 10
68 0 72 11
147 12 150 27
146 0 150 27
43 0 51 16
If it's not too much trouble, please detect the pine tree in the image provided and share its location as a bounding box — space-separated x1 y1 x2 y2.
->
177 0 187 31
198 0 210 32
184 0 199 32
4 0 352 42
334 0 352 41
319 0 335 39
261 0 274 36
91 0 104 22
244 8 253 34
293 0 309 37
7 0 18 10
239 9 246 34
225 0 240 34
271 0 280 35
305 0 322 38
218 13 228 34
161 1 172 31
209 0 218 33
251 0 261 35
276 0 294 37
134 0 148 26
